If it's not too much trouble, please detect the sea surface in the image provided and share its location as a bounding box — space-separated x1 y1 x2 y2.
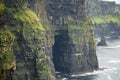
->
60 37 120 80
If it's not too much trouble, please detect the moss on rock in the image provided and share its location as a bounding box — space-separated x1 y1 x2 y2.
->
0 28 16 80
0 1 5 25
6 6 45 31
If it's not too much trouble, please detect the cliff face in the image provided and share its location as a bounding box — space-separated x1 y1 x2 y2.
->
86 0 100 17
2 0 55 80
47 0 98 74
86 0 120 37
0 0 98 80
0 1 16 80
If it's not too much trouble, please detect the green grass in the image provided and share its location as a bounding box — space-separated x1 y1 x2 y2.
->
91 15 120 26
68 20 89 30
13 6 45 31
91 17 105 24
68 25 81 30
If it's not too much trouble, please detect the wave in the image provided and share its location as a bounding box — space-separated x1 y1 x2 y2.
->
98 58 120 60
71 67 117 77
71 69 104 77
99 58 120 64
97 45 120 49
55 71 61 74
106 45 120 49
108 60 120 64
62 78 68 80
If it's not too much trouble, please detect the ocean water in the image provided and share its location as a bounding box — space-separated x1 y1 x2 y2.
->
60 38 120 80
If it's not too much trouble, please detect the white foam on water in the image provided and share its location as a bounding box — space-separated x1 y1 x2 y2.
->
98 45 120 49
71 67 117 77
55 71 61 74
103 73 112 80
108 60 120 64
62 78 68 80
98 58 120 60
71 70 103 77
104 67 117 71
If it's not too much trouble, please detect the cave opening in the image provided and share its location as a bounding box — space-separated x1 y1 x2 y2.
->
52 30 71 73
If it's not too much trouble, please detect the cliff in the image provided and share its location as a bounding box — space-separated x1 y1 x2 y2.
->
0 1 15 79
86 0 101 17
97 35 107 46
86 0 120 37
47 0 98 74
0 0 98 80
1 0 55 80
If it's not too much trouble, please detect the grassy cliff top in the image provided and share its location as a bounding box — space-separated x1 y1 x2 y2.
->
68 19 91 30
91 15 120 26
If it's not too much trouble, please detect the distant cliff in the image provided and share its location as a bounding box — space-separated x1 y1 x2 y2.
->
0 0 98 80
86 0 120 37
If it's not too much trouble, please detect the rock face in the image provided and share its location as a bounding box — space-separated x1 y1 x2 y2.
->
86 0 101 17
0 1 16 79
94 21 120 37
0 28 16 80
3 0 55 80
0 0 98 79
97 35 107 46
100 1 115 15
86 0 116 16
47 0 98 74
86 0 120 37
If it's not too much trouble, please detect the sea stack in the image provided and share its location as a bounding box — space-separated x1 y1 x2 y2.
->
97 35 107 46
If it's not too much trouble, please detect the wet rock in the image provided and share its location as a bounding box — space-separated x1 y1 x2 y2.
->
97 35 107 46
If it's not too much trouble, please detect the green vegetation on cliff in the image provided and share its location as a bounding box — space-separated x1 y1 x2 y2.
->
0 2 4 15
0 28 16 80
4 2 54 79
68 17 96 53
0 0 98 79
7 6 45 31
68 19 91 30
0 2 5 25
36 52 52 79
91 15 120 27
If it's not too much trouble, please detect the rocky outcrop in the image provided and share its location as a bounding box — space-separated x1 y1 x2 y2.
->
86 0 116 16
100 1 115 15
94 20 120 37
1 0 98 79
97 35 107 46
0 28 16 80
3 0 55 80
86 0 100 17
0 1 16 79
